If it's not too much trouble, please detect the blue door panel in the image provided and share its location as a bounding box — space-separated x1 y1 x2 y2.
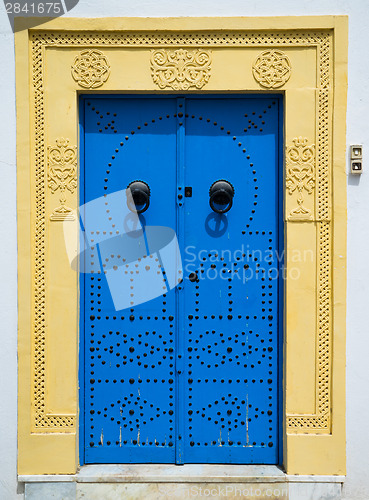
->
81 96 282 465
83 98 177 464
182 98 279 463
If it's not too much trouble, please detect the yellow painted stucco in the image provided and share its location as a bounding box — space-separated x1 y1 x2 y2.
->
15 16 347 476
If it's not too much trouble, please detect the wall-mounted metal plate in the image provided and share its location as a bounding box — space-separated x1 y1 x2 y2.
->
350 145 363 174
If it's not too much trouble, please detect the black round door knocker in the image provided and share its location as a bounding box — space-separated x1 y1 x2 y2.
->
127 180 151 214
209 180 235 214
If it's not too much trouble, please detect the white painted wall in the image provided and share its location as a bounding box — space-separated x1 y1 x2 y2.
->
0 1 368 499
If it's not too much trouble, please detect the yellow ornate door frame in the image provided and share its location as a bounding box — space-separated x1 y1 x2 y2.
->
15 16 348 475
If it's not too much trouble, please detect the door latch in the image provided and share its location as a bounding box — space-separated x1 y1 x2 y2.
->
185 186 192 197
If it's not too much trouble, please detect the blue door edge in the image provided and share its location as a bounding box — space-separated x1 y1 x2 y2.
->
175 97 186 465
276 97 285 468
78 94 86 466
77 93 285 468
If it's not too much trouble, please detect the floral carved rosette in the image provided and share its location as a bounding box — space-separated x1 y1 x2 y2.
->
253 49 291 89
151 48 212 90
286 137 316 220
48 138 77 221
71 49 111 89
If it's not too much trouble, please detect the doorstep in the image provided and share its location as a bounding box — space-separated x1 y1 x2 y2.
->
19 465 345 499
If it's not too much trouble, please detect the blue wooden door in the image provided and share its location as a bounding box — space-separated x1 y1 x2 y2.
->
80 96 282 465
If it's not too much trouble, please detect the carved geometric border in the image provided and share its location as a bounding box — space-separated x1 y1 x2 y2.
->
31 30 332 432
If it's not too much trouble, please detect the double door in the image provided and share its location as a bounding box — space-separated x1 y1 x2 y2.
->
81 96 281 464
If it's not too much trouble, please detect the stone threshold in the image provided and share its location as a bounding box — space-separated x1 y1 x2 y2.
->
19 464 345 484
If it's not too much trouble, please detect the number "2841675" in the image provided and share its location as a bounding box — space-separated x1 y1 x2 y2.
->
5 2 63 14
